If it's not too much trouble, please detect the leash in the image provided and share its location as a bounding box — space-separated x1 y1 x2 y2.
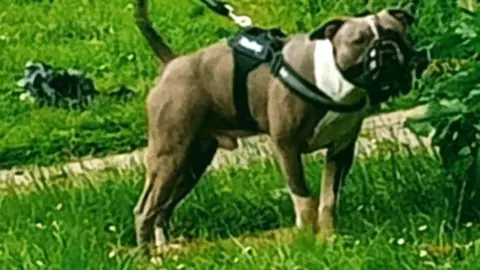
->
200 0 252 27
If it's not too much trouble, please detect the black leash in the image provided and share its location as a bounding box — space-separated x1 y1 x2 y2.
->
200 0 252 27
201 0 230 17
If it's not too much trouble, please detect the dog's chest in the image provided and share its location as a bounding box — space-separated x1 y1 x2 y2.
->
305 39 369 154
306 111 366 153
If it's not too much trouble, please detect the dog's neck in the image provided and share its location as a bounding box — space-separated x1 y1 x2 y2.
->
313 39 368 105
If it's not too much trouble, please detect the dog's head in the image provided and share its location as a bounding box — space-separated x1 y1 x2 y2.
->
309 9 429 104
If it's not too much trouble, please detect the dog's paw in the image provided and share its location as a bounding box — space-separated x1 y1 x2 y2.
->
291 195 319 230
148 243 184 266
316 231 338 245
316 210 334 235
150 243 183 257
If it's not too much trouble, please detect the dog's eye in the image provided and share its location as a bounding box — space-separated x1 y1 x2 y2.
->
353 36 366 44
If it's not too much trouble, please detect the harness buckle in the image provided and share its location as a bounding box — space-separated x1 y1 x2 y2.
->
224 4 252 27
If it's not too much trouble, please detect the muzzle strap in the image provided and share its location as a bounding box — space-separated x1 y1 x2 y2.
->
340 15 424 103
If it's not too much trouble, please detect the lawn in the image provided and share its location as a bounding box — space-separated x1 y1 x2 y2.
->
0 0 478 169
1 150 479 269
1 1 479 269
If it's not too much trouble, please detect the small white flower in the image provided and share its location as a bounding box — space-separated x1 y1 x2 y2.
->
55 203 63 210
418 225 428 232
419 250 428 258
396 238 405 245
108 250 116 259
35 223 46 229
465 222 473 228
108 225 117 232
242 246 253 255
19 92 32 101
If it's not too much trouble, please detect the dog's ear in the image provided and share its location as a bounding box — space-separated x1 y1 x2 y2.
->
309 19 346 40
387 9 415 27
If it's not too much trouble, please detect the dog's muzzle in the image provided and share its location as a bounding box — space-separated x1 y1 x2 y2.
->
342 28 429 104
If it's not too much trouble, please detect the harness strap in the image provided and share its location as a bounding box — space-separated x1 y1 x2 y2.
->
228 27 286 131
270 53 367 113
231 49 263 131
228 26 369 130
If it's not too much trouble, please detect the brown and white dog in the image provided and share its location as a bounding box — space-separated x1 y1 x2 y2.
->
133 0 425 251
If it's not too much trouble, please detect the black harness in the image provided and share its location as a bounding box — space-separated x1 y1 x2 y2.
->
227 26 370 131
202 0 428 131
227 27 286 131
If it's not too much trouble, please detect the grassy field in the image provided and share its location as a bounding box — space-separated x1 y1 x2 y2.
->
0 0 477 169
1 1 479 269
1 151 480 269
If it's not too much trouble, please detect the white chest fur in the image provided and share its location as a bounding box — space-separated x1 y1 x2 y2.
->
306 40 369 154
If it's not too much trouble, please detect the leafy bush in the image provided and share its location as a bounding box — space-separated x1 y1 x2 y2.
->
0 0 476 169
406 11 480 222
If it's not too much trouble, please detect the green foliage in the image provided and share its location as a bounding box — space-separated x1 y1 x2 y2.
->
0 0 476 169
405 11 480 221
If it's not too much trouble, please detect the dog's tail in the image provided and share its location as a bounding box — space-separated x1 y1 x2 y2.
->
136 0 177 64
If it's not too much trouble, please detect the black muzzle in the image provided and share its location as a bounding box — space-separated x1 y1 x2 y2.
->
342 22 429 104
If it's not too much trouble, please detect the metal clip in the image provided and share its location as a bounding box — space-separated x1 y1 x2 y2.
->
224 4 252 27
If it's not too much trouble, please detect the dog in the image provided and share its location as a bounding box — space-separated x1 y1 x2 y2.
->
133 0 427 251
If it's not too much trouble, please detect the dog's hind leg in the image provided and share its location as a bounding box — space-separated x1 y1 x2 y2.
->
133 74 215 251
134 137 217 251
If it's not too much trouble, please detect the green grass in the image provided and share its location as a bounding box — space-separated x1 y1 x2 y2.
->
1 151 479 269
0 0 477 169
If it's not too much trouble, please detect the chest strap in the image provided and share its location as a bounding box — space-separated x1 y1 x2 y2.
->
269 53 367 113
227 27 286 131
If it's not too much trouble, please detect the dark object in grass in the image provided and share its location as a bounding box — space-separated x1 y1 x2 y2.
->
16 60 100 110
15 60 137 110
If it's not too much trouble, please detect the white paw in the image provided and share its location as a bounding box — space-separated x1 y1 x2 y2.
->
291 194 319 230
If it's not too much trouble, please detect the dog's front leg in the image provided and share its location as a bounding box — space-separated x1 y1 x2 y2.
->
317 140 356 237
272 139 318 230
